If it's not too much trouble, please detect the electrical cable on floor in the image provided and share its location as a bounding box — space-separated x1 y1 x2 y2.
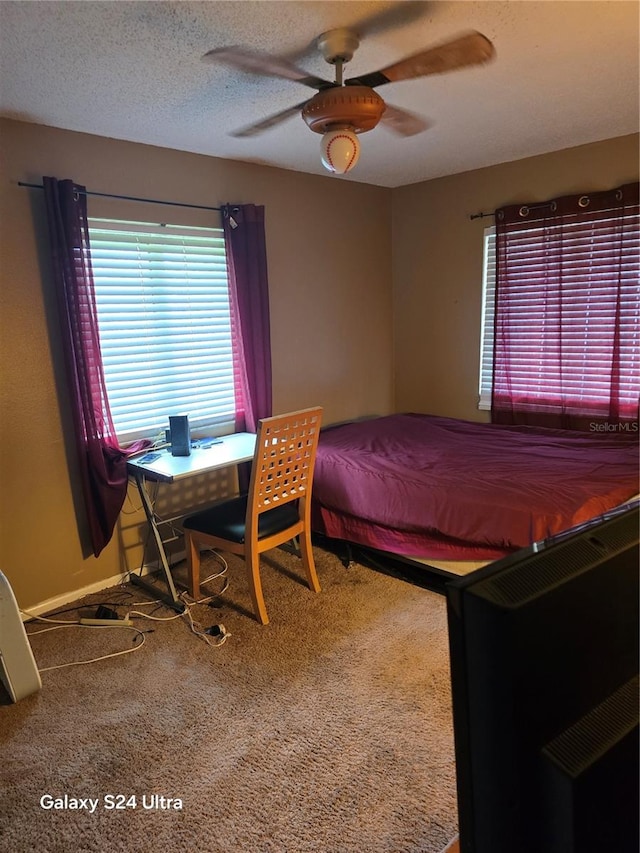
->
22 600 140 619
23 621 148 671
20 608 86 625
125 585 231 647
182 603 230 647
21 545 233 667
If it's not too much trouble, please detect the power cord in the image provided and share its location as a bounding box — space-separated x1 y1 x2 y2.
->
21 546 233 668
124 589 231 648
23 620 147 672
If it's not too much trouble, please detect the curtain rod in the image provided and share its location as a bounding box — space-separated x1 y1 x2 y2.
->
17 181 222 213
469 200 557 221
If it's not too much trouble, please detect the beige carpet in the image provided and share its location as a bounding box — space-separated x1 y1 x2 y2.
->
1 546 458 853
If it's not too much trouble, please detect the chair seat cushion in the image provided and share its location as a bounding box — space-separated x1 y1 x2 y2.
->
183 496 300 544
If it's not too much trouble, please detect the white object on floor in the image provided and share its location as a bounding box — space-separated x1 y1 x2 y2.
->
0 571 41 702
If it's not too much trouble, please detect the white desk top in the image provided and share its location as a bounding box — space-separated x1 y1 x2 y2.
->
126 432 256 483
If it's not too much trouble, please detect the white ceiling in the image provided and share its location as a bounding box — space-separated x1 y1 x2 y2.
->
0 1 638 188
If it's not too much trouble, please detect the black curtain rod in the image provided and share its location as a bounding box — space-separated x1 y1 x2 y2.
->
17 181 222 213
470 200 557 221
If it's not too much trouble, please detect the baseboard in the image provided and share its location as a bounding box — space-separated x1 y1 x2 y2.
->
21 551 187 622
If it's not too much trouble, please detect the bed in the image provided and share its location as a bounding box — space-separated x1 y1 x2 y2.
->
311 413 639 568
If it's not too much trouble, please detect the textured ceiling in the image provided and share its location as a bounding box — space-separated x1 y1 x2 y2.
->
0 1 638 187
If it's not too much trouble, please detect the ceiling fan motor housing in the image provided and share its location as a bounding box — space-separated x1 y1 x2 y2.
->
302 86 386 134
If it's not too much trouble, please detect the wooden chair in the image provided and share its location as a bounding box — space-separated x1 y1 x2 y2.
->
182 407 323 624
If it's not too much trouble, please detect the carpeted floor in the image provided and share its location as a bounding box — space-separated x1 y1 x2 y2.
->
1 546 458 853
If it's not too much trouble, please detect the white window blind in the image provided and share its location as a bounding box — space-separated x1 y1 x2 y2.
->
478 226 496 410
89 219 235 443
478 212 640 418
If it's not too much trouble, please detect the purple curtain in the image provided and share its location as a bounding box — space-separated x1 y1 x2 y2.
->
43 177 145 556
492 183 640 430
222 204 273 433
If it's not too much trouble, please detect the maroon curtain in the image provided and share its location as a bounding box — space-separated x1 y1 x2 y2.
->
492 182 640 431
43 177 145 556
222 204 273 433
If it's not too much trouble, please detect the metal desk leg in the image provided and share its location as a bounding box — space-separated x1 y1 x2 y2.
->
129 472 185 613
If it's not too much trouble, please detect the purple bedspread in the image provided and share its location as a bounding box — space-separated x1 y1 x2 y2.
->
312 414 639 558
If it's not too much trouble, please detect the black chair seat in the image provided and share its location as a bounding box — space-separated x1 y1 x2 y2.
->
183 495 300 545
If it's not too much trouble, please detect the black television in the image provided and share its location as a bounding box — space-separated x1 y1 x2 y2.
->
446 500 639 853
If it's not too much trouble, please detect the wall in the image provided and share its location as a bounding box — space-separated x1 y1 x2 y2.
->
0 118 392 608
391 133 640 421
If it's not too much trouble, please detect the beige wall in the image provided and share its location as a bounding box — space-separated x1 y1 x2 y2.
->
0 118 392 607
391 133 640 421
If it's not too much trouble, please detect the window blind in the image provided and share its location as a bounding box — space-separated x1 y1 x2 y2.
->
480 211 640 418
478 226 496 410
89 219 235 442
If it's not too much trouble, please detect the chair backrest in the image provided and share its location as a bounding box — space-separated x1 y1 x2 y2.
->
248 407 323 515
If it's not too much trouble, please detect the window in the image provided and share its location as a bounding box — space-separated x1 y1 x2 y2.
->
478 226 496 410
89 219 235 443
478 210 640 418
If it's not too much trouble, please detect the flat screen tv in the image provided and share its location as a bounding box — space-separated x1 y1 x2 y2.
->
446 500 639 853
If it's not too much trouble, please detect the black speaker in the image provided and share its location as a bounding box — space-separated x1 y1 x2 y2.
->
169 415 191 456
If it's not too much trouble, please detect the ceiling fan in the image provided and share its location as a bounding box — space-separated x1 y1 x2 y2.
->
203 26 495 175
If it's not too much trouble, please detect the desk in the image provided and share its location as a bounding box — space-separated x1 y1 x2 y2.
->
127 432 256 611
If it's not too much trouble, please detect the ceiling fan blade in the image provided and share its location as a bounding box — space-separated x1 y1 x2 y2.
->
230 101 308 138
346 31 495 88
380 104 430 137
352 0 430 38
202 47 331 90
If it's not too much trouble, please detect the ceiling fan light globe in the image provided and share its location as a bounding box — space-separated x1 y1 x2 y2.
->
320 129 360 174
